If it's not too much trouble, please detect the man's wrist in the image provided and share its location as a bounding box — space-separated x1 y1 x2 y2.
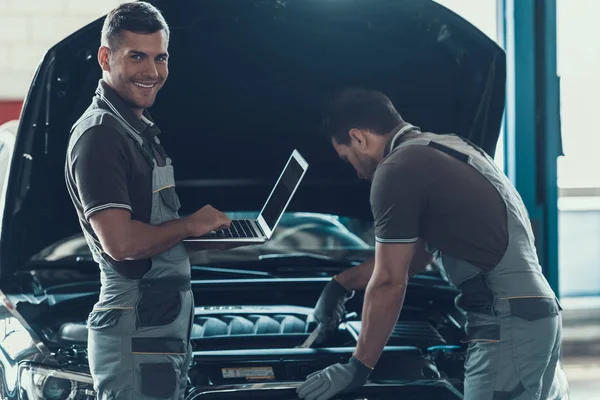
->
179 216 194 237
352 346 381 370
330 276 352 297
349 355 374 385
351 354 375 370
333 274 351 292
350 354 375 371
333 257 375 291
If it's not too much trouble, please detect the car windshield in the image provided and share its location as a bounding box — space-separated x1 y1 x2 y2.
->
28 212 376 267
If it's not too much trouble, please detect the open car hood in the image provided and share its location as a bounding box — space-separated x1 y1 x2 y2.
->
0 0 505 285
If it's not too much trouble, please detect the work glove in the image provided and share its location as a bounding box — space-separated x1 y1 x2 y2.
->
311 278 354 344
296 356 372 400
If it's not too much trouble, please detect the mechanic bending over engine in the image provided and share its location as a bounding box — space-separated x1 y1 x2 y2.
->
64 3 233 399
297 88 569 400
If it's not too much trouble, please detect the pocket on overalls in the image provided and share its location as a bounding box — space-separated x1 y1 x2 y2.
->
460 324 500 344
140 363 177 398
137 290 181 327
87 308 123 330
156 186 189 262
132 337 186 399
508 297 561 399
509 297 559 321
87 309 124 374
159 187 181 214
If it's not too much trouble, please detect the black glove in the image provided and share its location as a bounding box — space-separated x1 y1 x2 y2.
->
296 356 372 400
312 278 353 344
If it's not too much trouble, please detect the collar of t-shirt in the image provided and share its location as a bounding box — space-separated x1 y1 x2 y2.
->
95 79 166 166
383 122 422 157
96 79 163 139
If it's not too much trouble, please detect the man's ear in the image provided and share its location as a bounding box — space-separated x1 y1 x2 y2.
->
98 46 111 72
349 128 368 149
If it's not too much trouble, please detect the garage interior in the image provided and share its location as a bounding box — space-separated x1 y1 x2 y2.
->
0 0 598 399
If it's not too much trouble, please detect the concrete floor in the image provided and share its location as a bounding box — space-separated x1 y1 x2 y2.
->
562 357 600 399
559 296 600 399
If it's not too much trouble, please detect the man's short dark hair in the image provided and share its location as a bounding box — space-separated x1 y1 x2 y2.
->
101 1 170 49
322 88 403 145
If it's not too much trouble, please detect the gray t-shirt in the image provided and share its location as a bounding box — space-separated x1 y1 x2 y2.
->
370 130 509 271
65 80 168 279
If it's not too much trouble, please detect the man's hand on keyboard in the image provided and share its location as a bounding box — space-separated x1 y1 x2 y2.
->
184 205 232 237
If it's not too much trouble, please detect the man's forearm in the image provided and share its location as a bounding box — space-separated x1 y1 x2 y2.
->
334 257 375 291
110 218 191 261
335 243 431 291
352 275 407 368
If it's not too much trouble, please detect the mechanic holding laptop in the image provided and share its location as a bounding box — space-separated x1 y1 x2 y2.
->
64 2 232 399
297 88 569 400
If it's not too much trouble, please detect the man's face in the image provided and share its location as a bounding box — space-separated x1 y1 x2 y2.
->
99 30 169 115
332 134 381 181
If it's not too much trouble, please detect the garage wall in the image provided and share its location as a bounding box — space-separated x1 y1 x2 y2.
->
0 0 127 123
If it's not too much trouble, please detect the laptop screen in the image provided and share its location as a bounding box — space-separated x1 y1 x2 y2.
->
259 153 306 232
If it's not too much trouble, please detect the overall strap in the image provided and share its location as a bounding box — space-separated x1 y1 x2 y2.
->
69 108 156 168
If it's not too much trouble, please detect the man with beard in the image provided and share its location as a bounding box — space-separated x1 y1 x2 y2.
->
65 2 231 399
297 88 568 400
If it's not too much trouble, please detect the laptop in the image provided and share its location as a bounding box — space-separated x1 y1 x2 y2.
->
184 150 308 243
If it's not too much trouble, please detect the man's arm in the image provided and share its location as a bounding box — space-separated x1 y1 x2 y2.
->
335 239 431 291
90 205 230 261
90 209 190 261
70 128 230 261
353 241 415 367
297 155 433 400
351 159 430 367
296 242 416 400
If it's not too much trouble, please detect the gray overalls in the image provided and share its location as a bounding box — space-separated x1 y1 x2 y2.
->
67 106 194 399
389 129 570 400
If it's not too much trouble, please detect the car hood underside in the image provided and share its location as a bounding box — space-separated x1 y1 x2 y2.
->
1 0 505 284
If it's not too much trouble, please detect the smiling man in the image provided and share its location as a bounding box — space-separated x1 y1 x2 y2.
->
298 88 568 400
65 2 232 399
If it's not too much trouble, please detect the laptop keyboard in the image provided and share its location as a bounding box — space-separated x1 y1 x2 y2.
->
215 219 260 239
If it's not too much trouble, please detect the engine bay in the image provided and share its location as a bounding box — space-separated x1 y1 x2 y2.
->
54 304 457 351
47 303 466 398
23 273 467 399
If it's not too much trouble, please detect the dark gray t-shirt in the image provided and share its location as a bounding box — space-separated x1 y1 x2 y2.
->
370 132 509 271
65 80 167 279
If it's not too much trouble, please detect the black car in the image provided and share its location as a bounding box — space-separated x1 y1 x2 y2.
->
0 0 506 398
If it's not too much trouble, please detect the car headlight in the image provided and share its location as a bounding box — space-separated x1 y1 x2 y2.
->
18 363 96 400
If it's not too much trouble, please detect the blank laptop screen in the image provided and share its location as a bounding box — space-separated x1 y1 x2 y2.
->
260 156 305 231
